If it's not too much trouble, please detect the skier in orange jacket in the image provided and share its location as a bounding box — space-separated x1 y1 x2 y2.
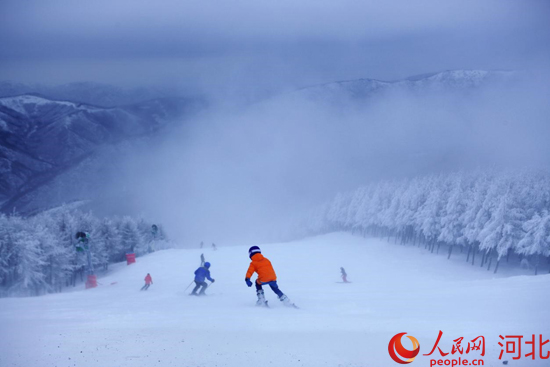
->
245 246 294 307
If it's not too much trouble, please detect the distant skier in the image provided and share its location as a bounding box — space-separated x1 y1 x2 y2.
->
190 262 215 296
200 241 204 249
340 267 350 283
200 253 205 267
141 273 153 291
212 243 217 251
245 246 295 307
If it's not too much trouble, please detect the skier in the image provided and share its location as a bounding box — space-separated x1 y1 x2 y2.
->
200 241 204 249
200 253 205 267
340 267 350 283
141 273 153 291
190 262 215 296
245 246 295 307
212 243 217 251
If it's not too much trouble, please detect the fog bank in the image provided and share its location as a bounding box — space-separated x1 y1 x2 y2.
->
106 73 550 246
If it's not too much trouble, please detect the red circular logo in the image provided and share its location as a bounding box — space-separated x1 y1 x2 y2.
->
388 332 420 364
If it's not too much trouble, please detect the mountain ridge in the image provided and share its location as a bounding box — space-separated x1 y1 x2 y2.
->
297 69 519 89
0 81 188 108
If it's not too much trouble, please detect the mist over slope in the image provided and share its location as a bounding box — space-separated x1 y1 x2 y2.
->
109 70 550 245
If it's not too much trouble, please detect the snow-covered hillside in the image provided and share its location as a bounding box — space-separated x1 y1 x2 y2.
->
1 233 548 367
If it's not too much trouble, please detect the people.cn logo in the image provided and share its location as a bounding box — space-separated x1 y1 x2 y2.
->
388 332 420 364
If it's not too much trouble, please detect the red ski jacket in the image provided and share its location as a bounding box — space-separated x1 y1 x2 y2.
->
145 274 153 284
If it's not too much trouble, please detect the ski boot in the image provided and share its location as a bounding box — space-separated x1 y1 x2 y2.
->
279 294 298 309
256 289 268 307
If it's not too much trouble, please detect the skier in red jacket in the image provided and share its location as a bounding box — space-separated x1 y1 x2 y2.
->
141 273 153 291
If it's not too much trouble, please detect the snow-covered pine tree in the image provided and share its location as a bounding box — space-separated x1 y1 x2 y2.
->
415 176 444 251
438 173 468 258
9 218 46 296
118 217 141 255
517 210 550 274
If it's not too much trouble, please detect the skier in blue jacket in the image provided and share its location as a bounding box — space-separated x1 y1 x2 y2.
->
190 262 215 296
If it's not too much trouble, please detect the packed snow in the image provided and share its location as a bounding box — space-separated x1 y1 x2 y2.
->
1 232 549 367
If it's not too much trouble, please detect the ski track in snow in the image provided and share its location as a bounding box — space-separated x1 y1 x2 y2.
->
1 232 549 367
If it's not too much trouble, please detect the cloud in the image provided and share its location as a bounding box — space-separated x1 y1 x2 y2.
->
0 0 548 89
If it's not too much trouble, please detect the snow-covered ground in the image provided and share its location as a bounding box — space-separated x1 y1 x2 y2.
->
1 232 549 367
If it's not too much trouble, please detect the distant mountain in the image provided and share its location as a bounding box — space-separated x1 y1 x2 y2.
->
0 81 180 107
295 70 521 102
0 93 204 213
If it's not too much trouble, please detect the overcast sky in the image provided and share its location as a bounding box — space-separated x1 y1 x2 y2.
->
1 0 549 94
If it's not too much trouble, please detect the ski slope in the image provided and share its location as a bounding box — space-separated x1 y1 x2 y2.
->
1 232 549 367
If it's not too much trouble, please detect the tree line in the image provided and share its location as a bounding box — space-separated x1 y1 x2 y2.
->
0 206 168 297
287 170 550 274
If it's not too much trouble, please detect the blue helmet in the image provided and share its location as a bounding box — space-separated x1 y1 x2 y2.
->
248 246 261 258
204 262 211 268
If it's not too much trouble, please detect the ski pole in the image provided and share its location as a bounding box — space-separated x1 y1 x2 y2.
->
184 280 195 291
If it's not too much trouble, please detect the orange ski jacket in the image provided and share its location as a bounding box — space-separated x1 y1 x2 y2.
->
246 253 277 283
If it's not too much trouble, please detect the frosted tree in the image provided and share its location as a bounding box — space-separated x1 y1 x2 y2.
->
89 219 110 270
381 181 407 239
353 184 375 234
517 211 550 274
118 217 141 255
31 222 66 293
9 219 46 296
472 175 506 251
395 177 427 244
135 219 159 255
438 173 470 258
462 174 489 245
0 214 13 292
415 176 444 249
95 218 123 263
368 183 390 231
345 187 368 231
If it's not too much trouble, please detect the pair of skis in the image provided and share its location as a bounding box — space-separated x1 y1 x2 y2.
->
256 300 299 309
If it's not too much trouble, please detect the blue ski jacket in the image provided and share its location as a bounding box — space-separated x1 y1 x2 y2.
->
194 266 213 282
